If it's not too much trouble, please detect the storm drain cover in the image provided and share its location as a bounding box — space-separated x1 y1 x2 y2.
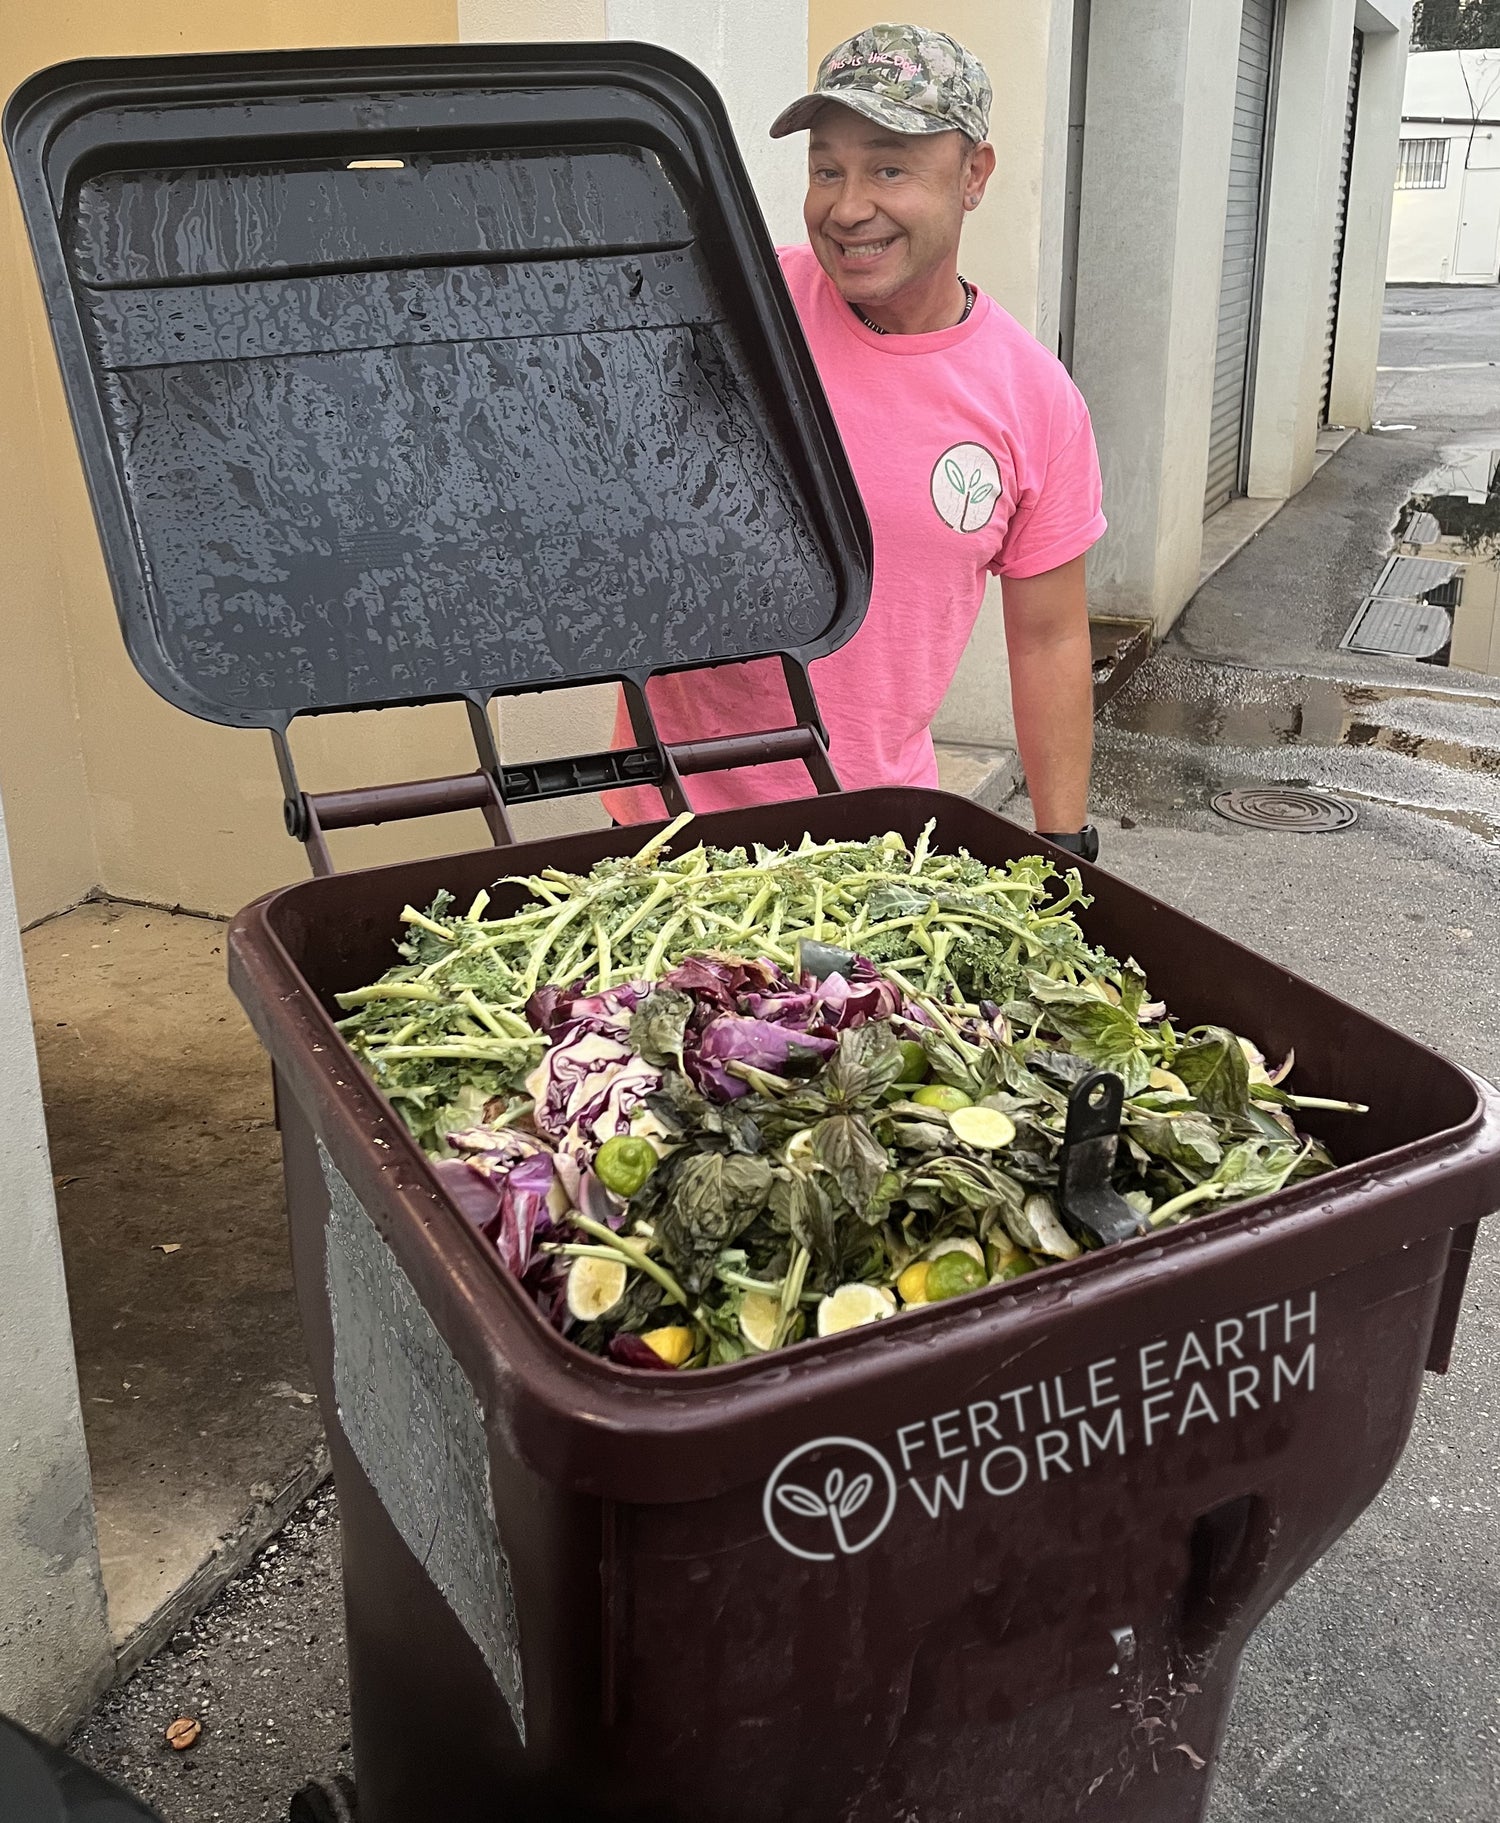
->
1211 787 1358 833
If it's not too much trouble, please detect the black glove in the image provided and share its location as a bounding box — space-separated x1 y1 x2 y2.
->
1036 824 1099 863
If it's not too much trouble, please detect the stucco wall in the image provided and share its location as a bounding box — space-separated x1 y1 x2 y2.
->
0 785 113 1736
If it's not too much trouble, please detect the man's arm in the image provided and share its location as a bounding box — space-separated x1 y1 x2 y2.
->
1000 554 1093 834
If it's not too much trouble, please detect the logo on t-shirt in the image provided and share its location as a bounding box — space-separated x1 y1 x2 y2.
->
931 443 1001 534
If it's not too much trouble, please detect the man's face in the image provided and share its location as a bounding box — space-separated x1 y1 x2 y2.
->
804 103 989 310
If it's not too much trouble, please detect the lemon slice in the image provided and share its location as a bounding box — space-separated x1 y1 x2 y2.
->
896 1261 932 1305
1147 1067 1191 1098
948 1105 1017 1150
641 1325 695 1366
817 1284 897 1337
738 1291 782 1352
566 1256 628 1322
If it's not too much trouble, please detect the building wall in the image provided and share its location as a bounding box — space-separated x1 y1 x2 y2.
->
1385 48 1500 283
0 785 113 1737
1388 134 1500 282
1069 0 1243 633
1388 143 1468 279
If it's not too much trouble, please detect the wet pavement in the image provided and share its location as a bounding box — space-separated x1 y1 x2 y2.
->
1089 284 1500 1823
1094 652 1500 850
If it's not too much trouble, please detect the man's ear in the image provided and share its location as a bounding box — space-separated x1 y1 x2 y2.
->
963 140 998 209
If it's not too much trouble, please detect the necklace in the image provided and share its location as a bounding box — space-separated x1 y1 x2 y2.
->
850 276 976 336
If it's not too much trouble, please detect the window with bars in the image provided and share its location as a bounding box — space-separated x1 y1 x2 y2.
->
1395 137 1450 189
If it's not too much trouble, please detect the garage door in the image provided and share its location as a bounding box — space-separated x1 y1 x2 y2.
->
1205 0 1279 519
1321 30 1364 424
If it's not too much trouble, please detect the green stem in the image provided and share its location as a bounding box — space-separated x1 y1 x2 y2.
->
773 1244 811 1349
400 907 457 942
335 981 443 1008
568 1214 690 1307
1148 1183 1224 1228
374 1041 538 1063
1264 1092 1369 1114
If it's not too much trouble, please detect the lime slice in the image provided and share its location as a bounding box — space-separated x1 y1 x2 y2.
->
1010 1193 1081 1261
896 1261 932 1306
994 1254 1037 1281
926 1252 986 1301
641 1325 695 1366
817 1284 897 1337
566 1256 628 1322
948 1105 1017 1150
594 1135 658 1197
895 1040 929 1084
738 1291 782 1352
911 1084 972 1113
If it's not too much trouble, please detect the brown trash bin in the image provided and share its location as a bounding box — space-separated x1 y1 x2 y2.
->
228 788 1500 1823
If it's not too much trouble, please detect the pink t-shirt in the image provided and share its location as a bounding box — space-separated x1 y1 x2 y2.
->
604 242 1106 823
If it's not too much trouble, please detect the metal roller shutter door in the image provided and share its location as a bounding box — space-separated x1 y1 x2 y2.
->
1321 31 1364 424
1205 0 1278 519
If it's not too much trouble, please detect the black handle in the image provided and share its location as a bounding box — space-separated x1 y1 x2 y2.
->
1057 1070 1147 1248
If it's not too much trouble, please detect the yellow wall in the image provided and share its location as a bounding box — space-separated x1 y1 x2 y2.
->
2 0 621 925
805 1 1053 333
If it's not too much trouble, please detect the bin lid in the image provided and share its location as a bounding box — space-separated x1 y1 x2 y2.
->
6 47 871 731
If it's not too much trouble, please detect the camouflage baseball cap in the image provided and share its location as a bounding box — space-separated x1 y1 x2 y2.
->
769 23 991 144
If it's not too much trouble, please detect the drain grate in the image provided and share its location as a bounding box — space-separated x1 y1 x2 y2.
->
1210 787 1358 833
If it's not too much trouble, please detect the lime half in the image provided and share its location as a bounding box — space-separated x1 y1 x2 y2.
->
948 1105 1017 1150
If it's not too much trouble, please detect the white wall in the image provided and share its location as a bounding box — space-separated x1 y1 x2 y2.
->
1246 0 1359 499
0 787 113 1737
1386 49 1500 283
1387 138 1467 279
1329 3 1412 427
1068 0 1243 632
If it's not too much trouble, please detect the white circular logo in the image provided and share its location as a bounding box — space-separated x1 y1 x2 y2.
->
762 1436 899 1561
931 442 1002 533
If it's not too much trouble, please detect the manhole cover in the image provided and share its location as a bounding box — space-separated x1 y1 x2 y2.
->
1210 787 1358 833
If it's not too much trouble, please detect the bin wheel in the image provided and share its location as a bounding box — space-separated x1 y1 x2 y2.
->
289 1773 358 1823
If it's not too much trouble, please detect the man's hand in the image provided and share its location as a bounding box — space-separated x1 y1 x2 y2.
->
1000 554 1093 835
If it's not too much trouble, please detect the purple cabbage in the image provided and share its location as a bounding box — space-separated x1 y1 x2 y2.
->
433 1150 556 1278
493 1151 557 1277
527 980 648 1037
446 1126 549 1170
526 1027 662 1156
689 1014 837 1100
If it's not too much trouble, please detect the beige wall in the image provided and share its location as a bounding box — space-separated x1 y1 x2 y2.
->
0 0 641 924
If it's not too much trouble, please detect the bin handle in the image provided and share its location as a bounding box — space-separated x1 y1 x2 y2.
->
270 656 841 876
1058 1072 1149 1248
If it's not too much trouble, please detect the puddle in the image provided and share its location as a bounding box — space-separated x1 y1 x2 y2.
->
1354 445 1500 676
1096 658 1500 844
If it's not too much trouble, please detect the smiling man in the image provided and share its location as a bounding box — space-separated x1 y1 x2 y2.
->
608 23 1105 862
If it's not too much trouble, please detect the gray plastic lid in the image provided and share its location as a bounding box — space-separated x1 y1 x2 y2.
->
6 46 871 732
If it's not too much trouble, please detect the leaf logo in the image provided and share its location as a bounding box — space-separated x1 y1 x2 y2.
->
763 1437 899 1561
931 442 1002 534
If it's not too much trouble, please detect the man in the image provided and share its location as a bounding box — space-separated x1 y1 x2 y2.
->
607 24 1103 862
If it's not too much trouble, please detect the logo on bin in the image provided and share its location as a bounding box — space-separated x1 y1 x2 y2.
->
763 1437 899 1560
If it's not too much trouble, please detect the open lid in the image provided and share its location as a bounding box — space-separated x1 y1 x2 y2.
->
6 45 871 856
